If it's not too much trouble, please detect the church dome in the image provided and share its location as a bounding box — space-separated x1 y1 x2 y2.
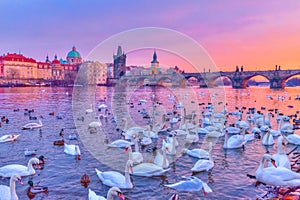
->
67 46 81 58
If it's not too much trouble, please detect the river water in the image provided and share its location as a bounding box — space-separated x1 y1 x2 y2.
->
0 85 299 200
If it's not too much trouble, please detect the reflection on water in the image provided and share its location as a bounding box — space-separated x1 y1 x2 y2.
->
0 86 299 199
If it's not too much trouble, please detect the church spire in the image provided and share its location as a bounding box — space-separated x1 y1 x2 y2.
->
117 46 122 57
151 50 159 63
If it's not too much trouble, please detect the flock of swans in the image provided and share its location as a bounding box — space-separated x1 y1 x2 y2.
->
75 89 300 199
1 89 300 199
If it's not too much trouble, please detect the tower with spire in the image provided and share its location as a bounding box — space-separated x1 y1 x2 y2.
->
113 46 126 78
150 50 159 74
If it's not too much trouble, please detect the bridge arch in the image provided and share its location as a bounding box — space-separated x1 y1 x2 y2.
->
208 75 233 87
241 74 270 88
280 72 300 87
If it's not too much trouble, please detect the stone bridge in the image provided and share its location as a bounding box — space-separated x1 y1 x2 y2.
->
184 69 300 89
119 69 300 89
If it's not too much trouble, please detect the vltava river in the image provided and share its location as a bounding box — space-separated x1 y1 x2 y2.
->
0 86 299 199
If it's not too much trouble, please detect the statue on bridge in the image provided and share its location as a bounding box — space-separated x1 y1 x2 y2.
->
235 65 239 72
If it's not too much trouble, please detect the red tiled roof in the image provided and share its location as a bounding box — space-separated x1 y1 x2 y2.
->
3 53 37 63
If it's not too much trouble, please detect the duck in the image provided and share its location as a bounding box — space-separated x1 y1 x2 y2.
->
183 142 212 159
80 173 90 188
27 180 48 194
0 158 40 177
88 187 125 200
0 134 20 143
95 159 133 189
164 176 212 195
22 120 43 130
191 145 214 172
64 143 81 160
255 154 300 186
268 136 291 169
53 139 64 146
223 130 246 149
0 174 23 200
38 156 45 165
24 148 37 156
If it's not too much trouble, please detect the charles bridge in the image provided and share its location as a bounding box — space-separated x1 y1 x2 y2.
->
119 69 300 89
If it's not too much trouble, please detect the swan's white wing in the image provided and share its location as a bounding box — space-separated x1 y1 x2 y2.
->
88 188 105 200
0 185 10 199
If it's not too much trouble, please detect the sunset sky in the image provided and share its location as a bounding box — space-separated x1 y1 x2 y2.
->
1 0 300 72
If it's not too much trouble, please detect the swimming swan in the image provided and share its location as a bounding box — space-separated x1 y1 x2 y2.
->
95 160 133 189
0 174 23 200
0 158 40 177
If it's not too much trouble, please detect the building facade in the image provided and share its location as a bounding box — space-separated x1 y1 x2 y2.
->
0 53 38 79
0 46 82 86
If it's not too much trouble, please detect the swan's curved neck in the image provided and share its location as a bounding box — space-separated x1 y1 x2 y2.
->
10 178 18 200
224 133 228 148
162 148 167 168
124 162 132 187
170 136 176 154
127 146 133 160
134 138 139 153
277 137 285 154
27 161 35 173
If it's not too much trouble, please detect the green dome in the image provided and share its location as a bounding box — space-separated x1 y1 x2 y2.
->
67 46 81 58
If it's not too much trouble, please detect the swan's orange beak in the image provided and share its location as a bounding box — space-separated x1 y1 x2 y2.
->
202 188 207 196
118 193 125 200
124 147 129 153
271 159 277 168
129 166 133 173
77 155 81 160
18 178 23 185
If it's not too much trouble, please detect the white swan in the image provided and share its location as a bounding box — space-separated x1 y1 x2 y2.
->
268 136 290 169
164 176 212 195
256 154 300 186
0 174 23 200
88 187 125 200
154 146 169 169
22 120 43 130
88 115 102 129
86 104 93 114
130 161 170 177
162 136 176 156
167 133 179 147
225 126 240 134
95 160 133 189
223 130 246 149
0 158 40 177
64 143 81 160
191 145 214 172
0 134 20 143
262 129 274 146
105 139 134 148
124 141 143 165
183 142 212 159
283 134 300 145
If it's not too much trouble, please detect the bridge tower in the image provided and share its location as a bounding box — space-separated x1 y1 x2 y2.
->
113 46 126 78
